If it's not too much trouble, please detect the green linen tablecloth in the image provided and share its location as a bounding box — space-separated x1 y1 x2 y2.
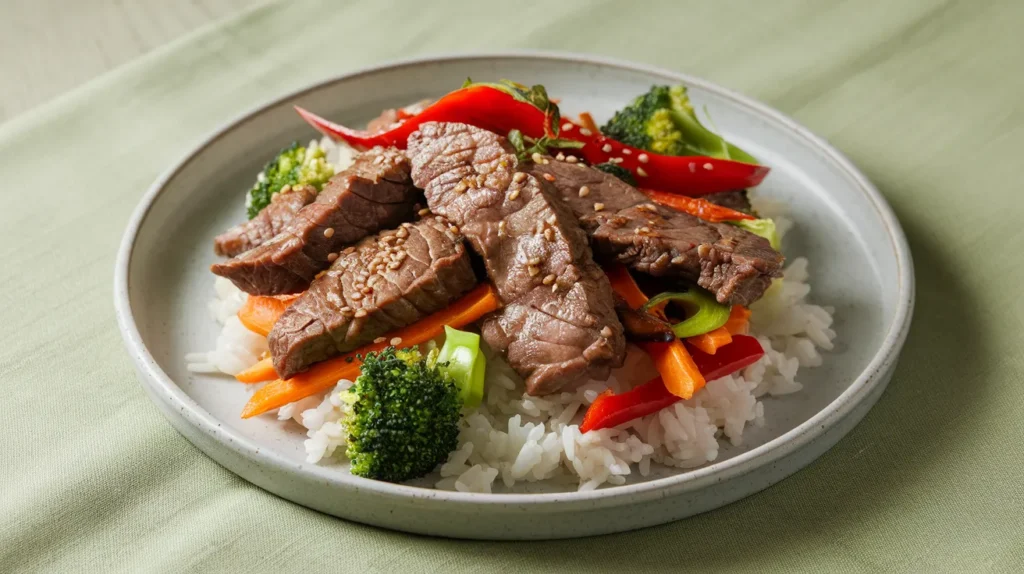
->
2 0 1022 570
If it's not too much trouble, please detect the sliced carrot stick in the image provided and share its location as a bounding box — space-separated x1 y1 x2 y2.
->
686 326 733 355
604 265 706 399
237 294 299 337
240 283 502 418
640 188 755 222
235 358 278 383
724 305 751 336
578 112 600 135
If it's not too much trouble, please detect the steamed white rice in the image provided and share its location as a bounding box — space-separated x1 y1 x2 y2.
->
189 192 836 493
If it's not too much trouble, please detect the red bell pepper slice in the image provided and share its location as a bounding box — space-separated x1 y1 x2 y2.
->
639 188 755 222
579 335 765 433
295 83 770 195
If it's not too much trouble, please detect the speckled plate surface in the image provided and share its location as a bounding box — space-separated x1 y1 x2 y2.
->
114 52 913 540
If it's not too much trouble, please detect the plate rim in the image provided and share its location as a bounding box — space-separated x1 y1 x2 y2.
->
114 50 915 509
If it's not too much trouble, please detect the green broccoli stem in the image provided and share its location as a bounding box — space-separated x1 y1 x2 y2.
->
667 109 759 164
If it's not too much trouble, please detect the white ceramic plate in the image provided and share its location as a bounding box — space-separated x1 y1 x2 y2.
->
114 52 913 540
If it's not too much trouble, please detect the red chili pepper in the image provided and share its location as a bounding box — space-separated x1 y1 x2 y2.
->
560 124 769 195
639 188 755 222
295 85 550 150
296 85 769 195
579 335 765 433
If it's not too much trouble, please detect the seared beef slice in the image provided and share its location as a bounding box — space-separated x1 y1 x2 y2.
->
211 147 420 295
213 184 317 257
269 217 477 378
526 161 782 306
407 122 625 396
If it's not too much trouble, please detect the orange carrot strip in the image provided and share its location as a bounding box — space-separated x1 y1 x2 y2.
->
640 188 755 222
235 358 278 383
578 112 600 135
237 295 299 337
240 283 501 418
686 327 733 355
604 265 706 399
724 305 751 336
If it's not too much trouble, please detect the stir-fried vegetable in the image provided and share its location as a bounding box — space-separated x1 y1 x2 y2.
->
437 326 486 408
343 347 461 482
644 289 732 339
601 85 758 163
685 327 733 355
580 335 765 433
732 218 780 250
246 141 334 219
236 294 299 337
605 265 705 399
723 305 751 336
240 283 501 417
296 81 770 195
640 188 755 222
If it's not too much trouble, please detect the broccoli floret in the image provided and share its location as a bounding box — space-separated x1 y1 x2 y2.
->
246 141 334 219
601 85 758 163
594 162 637 186
343 347 461 483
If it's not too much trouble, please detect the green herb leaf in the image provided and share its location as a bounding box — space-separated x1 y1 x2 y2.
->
508 129 527 162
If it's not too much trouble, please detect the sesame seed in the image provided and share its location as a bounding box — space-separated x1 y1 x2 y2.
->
280 184 292 193
703 162 714 171
350 292 363 301
395 238 405 245
498 221 507 236
323 227 335 238
655 253 670 267
361 286 373 295
600 326 613 338
610 157 624 164
508 189 520 201
449 225 460 234
528 256 541 266
556 152 565 161
561 123 573 131
551 283 559 293
542 274 556 285
594 202 605 212
531 152 544 163
636 167 648 177
579 128 593 136
354 309 367 318
640 226 651 234
578 185 590 197
343 247 355 255
697 244 712 257
354 283 365 291
671 256 684 265
689 162 696 173
542 158 550 165
566 156 578 164
395 252 407 261
621 148 632 155
528 265 540 276
390 337 403 346
374 336 387 344
513 172 527 183
418 208 431 216
602 143 613 153
314 271 326 280
327 253 338 262
546 215 557 224
638 153 650 163
340 306 353 314
387 261 401 270
544 228 554 241
453 181 468 194
542 173 556 182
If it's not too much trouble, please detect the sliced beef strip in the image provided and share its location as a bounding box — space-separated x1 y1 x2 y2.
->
704 190 753 215
268 216 477 378
525 161 782 306
407 122 625 396
211 147 421 295
213 184 317 257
